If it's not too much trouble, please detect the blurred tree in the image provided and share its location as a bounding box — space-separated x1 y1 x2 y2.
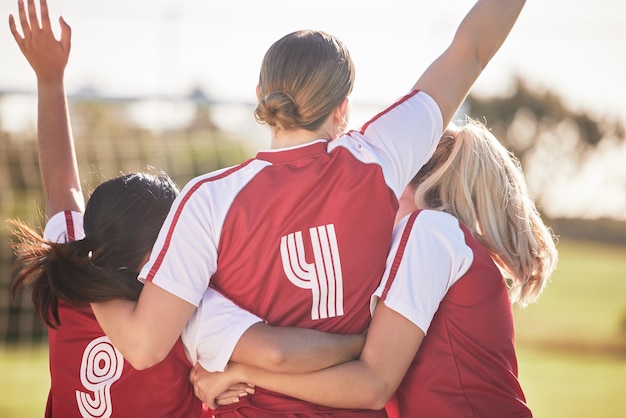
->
186 86 218 133
0 93 4 133
466 77 625 160
465 77 625 212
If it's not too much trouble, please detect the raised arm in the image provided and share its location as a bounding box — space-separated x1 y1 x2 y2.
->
9 0 83 218
413 0 525 127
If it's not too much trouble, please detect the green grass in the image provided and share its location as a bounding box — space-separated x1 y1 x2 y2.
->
0 345 49 418
514 238 626 349
514 238 626 417
1 238 625 417
518 347 626 418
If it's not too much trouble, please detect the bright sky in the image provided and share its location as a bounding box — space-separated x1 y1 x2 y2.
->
1 0 624 116
0 0 624 219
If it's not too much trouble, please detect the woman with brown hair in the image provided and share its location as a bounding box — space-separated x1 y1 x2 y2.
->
90 0 528 416
191 118 558 417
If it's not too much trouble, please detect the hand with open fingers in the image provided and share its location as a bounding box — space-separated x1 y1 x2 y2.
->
189 362 254 410
9 0 71 83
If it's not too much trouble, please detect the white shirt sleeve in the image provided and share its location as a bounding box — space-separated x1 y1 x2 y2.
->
330 91 443 198
182 288 263 372
139 162 268 307
371 210 474 334
43 211 85 243
138 176 220 306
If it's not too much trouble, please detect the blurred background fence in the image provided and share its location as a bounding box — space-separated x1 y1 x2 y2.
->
0 98 255 344
2 84 626 345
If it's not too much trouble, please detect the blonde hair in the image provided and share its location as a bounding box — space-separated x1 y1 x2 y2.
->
410 117 558 306
254 30 355 131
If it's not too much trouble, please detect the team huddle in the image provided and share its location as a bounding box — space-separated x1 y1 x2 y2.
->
9 0 557 417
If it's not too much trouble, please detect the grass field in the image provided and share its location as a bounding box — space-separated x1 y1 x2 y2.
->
514 238 626 417
1 238 625 417
514 239 626 350
0 345 49 418
518 347 626 418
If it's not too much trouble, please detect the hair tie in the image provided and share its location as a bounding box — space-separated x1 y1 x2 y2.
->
77 236 94 259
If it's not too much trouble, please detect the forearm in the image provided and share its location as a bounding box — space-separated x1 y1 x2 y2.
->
234 308 417 409
234 360 390 410
194 304 422 411
275 329 365 372
91 282 196 370
232 324 366 373
413 0 525 126
90 299 167 369
458 0 525 67
37 79 83 217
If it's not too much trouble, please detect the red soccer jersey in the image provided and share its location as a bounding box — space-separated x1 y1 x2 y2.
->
377 210 531 418
43 211 205 418
142 91 443 416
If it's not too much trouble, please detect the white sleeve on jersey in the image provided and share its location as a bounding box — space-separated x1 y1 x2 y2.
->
43 211 85 243
139 178 218 306
182 287 263 371
139 161 269 306
330 91 443 199
371 210 473 334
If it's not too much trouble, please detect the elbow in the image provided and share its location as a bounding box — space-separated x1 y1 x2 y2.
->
453 31 497 75
126 357 163 371
367 394 393 411
359 379 396 411
464 43 494 76
121 345 169 371
361 393 391 411
320 370 393 410
261 345 292 372
343 393 391 411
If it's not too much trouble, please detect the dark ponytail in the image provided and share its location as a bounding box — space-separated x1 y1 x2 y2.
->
10 171 178 328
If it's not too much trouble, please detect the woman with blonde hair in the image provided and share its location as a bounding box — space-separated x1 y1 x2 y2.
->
191 118 558 417
407 117 556 306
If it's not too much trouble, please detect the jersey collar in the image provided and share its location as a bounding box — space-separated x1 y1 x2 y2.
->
256 140 329 164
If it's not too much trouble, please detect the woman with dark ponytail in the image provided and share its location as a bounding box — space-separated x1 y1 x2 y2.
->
11 172 178 327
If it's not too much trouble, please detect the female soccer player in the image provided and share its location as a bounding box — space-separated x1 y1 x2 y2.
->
91 0 528 415
190 118 558 417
